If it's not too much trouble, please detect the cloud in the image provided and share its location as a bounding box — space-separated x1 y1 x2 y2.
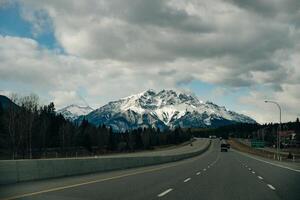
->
0 35 184 108
228 0 300 19
20 5 53 37
18 1 299 82
0 0 299 123
0 0 14 8
239 84 300 123
0 89 12 97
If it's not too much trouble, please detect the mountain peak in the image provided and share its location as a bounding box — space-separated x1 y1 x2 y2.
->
143 89 156 94
57 104 93 121
64 104 93 110
0 95 18 110
120 89 201 112
81 89 256 131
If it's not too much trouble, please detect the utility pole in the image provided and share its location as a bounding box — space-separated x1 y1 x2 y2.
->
265 100 281 160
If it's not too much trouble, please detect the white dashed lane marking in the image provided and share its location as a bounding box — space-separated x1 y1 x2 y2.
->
183 178 191 183
196 172 201 175
158 188 173 197
242 162 275 192
203 168 206 171
267 184 276 190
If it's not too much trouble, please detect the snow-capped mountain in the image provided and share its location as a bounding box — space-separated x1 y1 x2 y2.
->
57 104 93 121
81 89 256 131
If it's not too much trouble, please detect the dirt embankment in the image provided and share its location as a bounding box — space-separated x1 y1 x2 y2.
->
228 139 299 161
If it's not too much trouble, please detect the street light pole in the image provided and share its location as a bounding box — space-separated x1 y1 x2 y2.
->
265 100 281 160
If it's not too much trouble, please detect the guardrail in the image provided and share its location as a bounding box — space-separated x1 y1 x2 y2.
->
0 140 211 185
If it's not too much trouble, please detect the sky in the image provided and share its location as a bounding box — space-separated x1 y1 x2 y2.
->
0 0 299 123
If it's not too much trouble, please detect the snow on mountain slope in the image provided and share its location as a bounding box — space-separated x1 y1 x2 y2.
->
82 89 256 131
57 104 93 121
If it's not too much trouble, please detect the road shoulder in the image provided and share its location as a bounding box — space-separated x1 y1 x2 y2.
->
232 149 300 172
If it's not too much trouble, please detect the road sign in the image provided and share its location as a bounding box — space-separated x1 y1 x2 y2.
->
251 140 265 148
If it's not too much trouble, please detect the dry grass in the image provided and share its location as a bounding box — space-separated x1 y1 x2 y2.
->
228 139 280 160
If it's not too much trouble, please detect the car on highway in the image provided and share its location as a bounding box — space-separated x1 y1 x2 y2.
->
221 143 228 152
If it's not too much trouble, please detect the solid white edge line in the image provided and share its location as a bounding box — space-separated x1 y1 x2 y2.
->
183 178 191 183
267 184 276 190
258 176 263 180
233 149 300 173
158 188 173 197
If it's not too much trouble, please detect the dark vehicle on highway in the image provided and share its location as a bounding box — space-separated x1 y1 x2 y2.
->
221 143 228 152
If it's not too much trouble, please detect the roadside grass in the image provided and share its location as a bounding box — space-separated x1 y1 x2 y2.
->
228 139 299 161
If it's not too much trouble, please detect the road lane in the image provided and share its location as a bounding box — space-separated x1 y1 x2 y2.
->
165 149 280 200
1 139 299 200
234 150 300 200
0 141 218 200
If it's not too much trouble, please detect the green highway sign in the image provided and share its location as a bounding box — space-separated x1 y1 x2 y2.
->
251 140 265 148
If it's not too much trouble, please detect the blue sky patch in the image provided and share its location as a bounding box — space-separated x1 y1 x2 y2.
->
0 2 59 49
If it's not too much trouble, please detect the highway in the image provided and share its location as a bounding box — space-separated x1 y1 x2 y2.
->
0 140 299 200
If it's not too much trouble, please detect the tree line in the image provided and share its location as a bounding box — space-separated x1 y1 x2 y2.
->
0 94 192 160
1 93 299 159
191 119 300 146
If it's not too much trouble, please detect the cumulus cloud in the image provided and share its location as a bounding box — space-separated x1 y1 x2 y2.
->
239 84 300 123
0 0 299 122
0 35 183 108
18 0 300 84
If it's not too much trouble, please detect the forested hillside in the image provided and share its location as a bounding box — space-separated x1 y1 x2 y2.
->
1 94 299 160
0 94 191 159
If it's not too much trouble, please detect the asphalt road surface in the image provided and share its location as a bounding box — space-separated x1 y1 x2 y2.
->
1 140 299 200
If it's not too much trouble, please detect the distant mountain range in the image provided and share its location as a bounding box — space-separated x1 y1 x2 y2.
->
58 89 256 131
0 95 18 110
57 104 93 121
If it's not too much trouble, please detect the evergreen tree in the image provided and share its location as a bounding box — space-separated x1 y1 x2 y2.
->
108 127 116 151
0 102 7 151
295 118 300 142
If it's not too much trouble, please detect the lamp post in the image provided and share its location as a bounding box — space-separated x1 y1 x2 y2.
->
264 100 281 160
